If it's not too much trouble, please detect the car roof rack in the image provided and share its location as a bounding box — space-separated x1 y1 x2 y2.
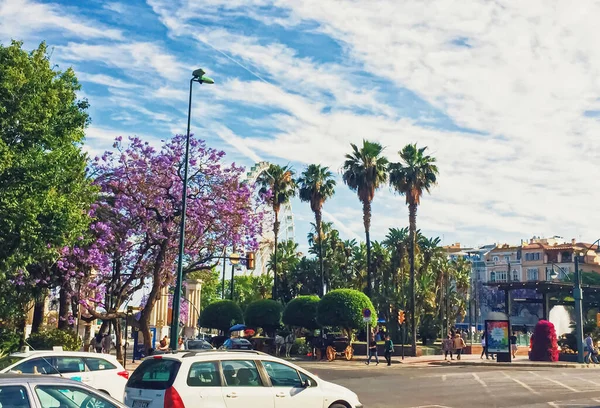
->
180 349 269 358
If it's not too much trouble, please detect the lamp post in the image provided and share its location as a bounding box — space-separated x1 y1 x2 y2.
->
170 69 214 351
548 239 600 364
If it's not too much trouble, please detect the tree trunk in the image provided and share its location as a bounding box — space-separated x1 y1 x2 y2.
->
408 202 417 357
362 200 372 299
113 319 123 362
316 209 325 297
140 242 168 355
272 210 280 301
58 285 70 330
32 292 46 333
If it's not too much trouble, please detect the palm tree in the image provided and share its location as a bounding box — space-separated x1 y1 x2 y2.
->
389 143 439 356
298 165 336 296
342 140 388 298
257 164 296 301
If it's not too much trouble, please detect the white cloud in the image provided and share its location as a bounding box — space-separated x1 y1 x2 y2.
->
0 0 123 41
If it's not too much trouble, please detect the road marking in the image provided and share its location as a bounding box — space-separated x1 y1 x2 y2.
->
501 371 540 395
442 375 447 382
528 371 579 393
472 373 487 388
547 402 559 407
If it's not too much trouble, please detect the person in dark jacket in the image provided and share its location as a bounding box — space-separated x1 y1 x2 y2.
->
366 336 379 365
384 334 394 366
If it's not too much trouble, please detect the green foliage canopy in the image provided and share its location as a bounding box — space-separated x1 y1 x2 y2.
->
199 300 244 333
244 299 283 332
317 289 376 336
283 295 320 330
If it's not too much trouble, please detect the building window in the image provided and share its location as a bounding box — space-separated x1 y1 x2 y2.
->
525 253 531 261
504 255 510 262
534 253 540 261
493 256 499 262
527 268 539 281
512 270 519 281
490 272 496 282
497 271 507 282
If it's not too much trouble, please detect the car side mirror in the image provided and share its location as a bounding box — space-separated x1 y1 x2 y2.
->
302 379 310 388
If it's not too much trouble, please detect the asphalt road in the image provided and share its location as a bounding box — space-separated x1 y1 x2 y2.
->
296 361 600 408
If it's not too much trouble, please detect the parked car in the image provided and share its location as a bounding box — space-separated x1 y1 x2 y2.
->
124 350 363 408
0 374 126 407
185 339 213 350
0 349 128 401
221 338 253 350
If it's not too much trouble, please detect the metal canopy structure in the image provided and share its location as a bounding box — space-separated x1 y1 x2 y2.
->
485 281 600 319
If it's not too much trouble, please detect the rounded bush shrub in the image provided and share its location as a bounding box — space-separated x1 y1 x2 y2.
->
199 300 244 333
245 300 283 333
27 329 82 351
317 289 376 337
283 295 320 330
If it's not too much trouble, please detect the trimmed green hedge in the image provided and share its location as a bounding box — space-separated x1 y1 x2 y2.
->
283 295 320 330
245 300 282 332
27 329 82 351
317 289 376 336
199 300 244 333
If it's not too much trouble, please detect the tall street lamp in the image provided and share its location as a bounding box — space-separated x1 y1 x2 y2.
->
548 240 600 364
229 253 240 300
170 68 214 351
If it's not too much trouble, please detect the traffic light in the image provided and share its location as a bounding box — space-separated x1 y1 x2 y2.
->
397 310 405 325
246 252 256 270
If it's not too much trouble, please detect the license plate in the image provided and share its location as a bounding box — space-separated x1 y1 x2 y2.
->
133 401 149 408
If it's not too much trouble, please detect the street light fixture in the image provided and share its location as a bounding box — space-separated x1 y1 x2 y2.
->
230 253 240 301
170 68 214 351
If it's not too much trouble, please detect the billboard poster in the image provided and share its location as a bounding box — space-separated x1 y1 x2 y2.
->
485 320 510 354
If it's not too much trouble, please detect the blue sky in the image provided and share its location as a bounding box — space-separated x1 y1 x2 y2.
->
3 0 600 252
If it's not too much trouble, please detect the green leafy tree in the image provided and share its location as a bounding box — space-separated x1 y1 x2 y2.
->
256 164 296 300
298 164 336 296
0 41 96 332
199 300 244 333
342 140 388 298
187 269 221 312
244 299 283 334
283 296 320 330
267 239 301 302
225 275 272 311
317 289 376 339
389 144 439 355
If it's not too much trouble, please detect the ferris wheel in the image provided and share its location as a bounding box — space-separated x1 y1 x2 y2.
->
243 161 296 276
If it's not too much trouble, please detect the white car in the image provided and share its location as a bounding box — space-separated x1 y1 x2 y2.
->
125 350 363 408
0 349 128 401
0 374 127 408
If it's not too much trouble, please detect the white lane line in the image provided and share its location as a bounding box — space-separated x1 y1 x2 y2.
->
547 402 559 407
501 371 540 395
472 373 487 388
528 371 580 393
563 372 600 387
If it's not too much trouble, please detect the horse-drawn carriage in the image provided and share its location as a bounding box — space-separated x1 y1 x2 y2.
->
325 335 354 361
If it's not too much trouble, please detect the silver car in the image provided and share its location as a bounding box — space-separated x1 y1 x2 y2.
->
0 373 126 408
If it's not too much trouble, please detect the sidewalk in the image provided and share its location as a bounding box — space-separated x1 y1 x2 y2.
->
392 353 600 369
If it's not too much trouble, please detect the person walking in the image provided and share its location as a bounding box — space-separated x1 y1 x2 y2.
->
101 334 112 354
480 333 488 359
585 333 599 364
443 334 454 360
510 332 518 359
285 331 296 358
366 336 379 365
453 333 466 360
384 334 394 366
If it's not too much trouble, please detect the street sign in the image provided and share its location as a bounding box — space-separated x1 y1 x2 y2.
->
362 308 371 322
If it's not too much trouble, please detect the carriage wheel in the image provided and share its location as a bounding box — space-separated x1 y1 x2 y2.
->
344 345 354 361
326 346 336 361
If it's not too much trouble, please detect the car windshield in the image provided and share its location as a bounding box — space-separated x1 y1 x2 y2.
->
0 356 24 371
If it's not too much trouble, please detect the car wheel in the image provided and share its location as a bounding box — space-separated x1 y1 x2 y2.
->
329 403 349 408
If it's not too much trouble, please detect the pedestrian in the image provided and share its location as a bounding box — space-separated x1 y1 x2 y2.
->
585 333 599 364
157 336 169 352
453 333 466 360
101 334 112 354
384 334 394 366
285 331 296 358
510 332 518 359
443 334 454 360
366 336 379 365
178 337 185 351
480 333 488 359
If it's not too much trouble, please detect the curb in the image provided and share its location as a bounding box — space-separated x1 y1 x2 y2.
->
429 361 600 369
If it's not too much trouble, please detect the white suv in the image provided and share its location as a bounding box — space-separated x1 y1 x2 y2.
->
0 350 128 401
124 350 363 408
